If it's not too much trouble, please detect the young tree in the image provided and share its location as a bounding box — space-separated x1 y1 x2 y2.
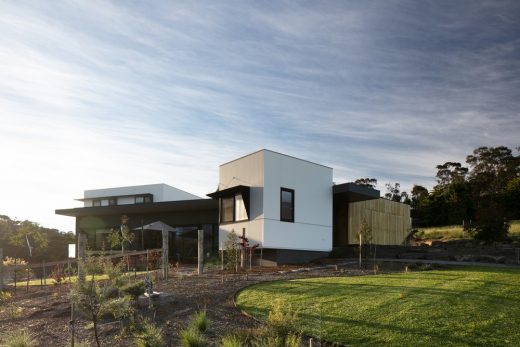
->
69 256 134 347
108 215 134 254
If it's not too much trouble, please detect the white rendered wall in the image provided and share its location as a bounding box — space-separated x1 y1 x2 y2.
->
263 150 333 251
217 150 333 252
218 151 265 249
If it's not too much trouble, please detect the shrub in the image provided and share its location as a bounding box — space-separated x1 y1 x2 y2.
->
284 333 302 347
120 280 144 299
0 291 12 303
266 300 297 336
191 309 209 332
135 320 164 347
220 335 244 347
180 327 206 347
1 329 36 347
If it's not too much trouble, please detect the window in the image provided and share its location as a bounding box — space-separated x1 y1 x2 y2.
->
109 198 117 206
135 195 152 204
235 193 248 221
220 193 249 223
221 197 234 223
280 188 294 222
92 199 101 207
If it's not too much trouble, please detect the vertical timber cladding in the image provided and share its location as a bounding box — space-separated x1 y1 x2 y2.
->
348 198 411 245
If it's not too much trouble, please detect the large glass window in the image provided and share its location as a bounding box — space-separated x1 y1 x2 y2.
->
221 197 234 223
280 188 294 222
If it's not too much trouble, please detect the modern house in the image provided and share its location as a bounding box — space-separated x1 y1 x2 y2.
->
207 150 333 264
56 150 411 264
55 184 219 260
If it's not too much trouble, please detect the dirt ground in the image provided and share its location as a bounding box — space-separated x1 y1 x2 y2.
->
0 262 400 346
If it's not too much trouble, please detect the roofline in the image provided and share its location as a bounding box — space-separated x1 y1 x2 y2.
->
83 183 170 192
55 198 218 217
219 149 333 170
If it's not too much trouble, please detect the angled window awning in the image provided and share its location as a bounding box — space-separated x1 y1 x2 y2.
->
207 185 251 220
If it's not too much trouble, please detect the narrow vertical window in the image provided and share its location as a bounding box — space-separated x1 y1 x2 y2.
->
280 188 294 222
221 197 234 223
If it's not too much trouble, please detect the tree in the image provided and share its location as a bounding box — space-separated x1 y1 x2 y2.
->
435 162 468 188
501 177 520 219
384 182 409 203
8 221 48 258
354 178 378 189
69 256 134 347
108 215 134 254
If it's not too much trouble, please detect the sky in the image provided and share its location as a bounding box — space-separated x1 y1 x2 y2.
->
0 1 519 233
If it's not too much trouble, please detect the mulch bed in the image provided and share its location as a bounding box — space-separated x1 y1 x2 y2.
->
0 262 401 346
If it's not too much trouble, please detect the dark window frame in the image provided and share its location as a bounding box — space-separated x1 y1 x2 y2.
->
108 198 117 206
219 193 249 224
280 187 295 223
220 196 235 223
92 199 102 207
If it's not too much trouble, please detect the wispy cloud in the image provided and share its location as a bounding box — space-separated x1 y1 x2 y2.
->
0 0 518 231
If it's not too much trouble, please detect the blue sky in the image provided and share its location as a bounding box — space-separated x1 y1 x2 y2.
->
0 1 519 232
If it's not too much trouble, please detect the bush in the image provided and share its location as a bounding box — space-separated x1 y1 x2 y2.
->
120 280 144 299
135 320 164 347
191 309 209 332
220 335 244 347
180 327 206 347
1 329 36 347
266 300 297 336
0 291 12 303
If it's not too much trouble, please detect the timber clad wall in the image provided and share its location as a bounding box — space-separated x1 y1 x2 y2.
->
348 198 411 245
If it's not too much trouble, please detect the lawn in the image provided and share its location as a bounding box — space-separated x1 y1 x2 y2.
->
236 267 520 347
416 220 520 240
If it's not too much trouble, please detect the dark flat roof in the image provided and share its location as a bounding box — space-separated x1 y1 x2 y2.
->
56 199 218 217
206 185 250 199
333 183 380 202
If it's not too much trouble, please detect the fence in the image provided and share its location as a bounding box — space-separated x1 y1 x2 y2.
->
0 248 162 294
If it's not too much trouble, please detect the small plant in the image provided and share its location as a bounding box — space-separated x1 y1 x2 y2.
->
266 299 297 336
220 334 243 347
399 292 406 299
135 320 164 347
120 280 145 299
0 291 12 303
4 303 23 318
191 309 209 332
1 328 35 347
180 327 206 347
50 264 65 290
284 333 302 347
224 230 239 272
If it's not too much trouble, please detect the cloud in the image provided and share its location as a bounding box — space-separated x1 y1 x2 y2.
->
0 0 518 231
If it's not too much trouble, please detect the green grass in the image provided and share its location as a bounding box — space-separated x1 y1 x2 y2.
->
236 267 520 347
416 220 520 240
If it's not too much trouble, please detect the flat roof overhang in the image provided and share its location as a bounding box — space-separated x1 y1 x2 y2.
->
333 183 380 203
207 185 251 219
206 185 250 199
55 199 218 217
75 193 153 202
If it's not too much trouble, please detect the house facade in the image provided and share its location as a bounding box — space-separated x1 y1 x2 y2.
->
56 184 219 260
56 150 411 264
208 150 333 264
